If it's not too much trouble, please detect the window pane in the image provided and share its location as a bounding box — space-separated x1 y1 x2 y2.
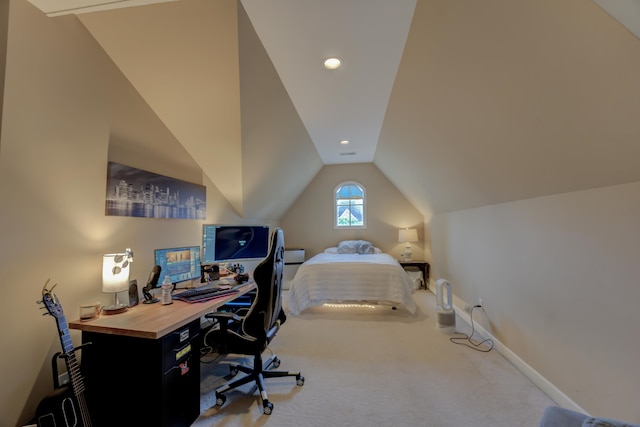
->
334 181 366 228
337 207 353 226
336 184 363 199
349 205 363 225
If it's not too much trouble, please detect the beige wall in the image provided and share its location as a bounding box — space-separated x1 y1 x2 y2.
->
0 0 6 145
280 163 425 261
430 181 640 421
0 1 268 425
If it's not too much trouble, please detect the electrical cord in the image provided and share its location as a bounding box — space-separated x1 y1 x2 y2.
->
450 305 494 352
200 318 222 361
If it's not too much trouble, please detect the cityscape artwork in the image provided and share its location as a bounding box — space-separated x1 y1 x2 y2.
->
105 161 206 219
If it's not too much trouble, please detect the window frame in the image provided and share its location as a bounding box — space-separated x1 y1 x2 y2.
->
334 181 367 229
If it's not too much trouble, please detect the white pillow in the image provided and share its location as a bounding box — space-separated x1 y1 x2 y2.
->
328 243 382 254
337 240 375 254
357 241 375 254
337 240 359 254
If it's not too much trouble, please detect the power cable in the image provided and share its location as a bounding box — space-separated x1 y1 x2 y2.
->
450 305 494 352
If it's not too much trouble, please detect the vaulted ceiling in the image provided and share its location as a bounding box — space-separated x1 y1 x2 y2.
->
29 0 640 221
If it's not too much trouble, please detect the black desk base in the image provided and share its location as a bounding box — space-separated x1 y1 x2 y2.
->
82 319 201 427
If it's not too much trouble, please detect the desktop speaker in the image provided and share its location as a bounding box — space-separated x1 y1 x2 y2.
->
129 280 139 307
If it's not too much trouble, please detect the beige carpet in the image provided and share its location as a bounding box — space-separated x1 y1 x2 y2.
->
192 291 554 426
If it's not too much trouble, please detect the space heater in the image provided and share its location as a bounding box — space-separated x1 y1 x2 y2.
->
435 279 456 334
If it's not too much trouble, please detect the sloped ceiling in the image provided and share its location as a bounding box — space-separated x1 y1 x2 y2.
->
78 0 248 216
376 0 640 218
41 0 640 220
240 0 416 165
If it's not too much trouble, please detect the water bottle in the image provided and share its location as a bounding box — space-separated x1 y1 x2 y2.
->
161 276 173 305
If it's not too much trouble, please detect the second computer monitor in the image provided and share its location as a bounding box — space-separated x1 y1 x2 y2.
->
202 225 269 263
154 245 201 286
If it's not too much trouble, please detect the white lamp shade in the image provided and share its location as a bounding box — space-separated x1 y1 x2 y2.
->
102 253 131 293
398 228 418 243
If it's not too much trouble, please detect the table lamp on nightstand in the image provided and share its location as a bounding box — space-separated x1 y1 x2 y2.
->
102 248 133 315
398 228 418 261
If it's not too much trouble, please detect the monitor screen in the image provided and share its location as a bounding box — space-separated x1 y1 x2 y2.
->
202 225 270 263
154 245 201 286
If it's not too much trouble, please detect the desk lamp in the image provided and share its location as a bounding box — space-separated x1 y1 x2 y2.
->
102 248 133 315
398 228 418 261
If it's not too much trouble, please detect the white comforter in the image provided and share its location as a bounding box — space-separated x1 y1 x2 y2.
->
288 252 416 315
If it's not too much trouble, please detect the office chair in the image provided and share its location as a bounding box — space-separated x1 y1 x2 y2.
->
204 227 304 415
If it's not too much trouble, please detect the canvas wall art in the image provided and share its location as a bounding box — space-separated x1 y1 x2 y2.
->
105 161 206 219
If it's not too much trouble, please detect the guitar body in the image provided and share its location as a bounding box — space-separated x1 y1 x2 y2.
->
37 279 93 427
35 386 86 427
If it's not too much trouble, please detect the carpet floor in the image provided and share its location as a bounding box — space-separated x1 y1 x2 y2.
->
192 290 554 426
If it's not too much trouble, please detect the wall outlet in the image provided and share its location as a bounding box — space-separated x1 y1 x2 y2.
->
58 372 69 386
478 298 483 307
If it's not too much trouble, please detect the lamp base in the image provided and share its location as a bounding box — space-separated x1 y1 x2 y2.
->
101 304 128 315
403 244 413 262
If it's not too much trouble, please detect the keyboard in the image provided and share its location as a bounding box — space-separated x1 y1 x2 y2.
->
173 286 239 303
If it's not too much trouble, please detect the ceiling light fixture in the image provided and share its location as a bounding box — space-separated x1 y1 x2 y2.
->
340 140 350 145
323 57 342 70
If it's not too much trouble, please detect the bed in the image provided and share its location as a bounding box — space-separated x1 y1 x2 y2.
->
287 240 417 315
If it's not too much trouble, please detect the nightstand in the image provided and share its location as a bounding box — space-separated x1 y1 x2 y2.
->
283 248 305 290
398 260 430 290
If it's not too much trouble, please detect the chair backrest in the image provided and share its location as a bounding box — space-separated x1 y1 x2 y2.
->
243 227 286 342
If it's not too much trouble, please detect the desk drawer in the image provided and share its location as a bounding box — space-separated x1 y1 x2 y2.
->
163 320 199 372
162 352 200 426
163 320 199 349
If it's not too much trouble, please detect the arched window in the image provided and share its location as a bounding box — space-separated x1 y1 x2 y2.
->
334 181 366 229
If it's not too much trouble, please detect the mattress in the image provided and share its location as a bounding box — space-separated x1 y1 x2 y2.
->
287 252 416 315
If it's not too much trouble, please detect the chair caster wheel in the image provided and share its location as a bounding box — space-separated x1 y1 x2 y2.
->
296 375 305 386
272 357 281 368
229 367 238 377
263 401 273 415
215 394 226 407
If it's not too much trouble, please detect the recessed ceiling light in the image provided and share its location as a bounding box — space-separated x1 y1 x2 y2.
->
340 140 350 145
324 57 342 70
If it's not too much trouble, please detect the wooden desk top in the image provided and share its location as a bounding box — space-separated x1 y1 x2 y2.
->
69 282 255 340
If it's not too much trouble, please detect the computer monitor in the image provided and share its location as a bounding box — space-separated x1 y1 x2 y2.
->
202 225 270 263
154 245 201 287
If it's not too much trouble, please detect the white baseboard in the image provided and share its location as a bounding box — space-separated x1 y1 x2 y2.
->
452 302 589 415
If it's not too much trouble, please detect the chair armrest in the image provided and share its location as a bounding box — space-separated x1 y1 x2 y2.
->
205 311 242 323
584 418 640 427
539 406 588 427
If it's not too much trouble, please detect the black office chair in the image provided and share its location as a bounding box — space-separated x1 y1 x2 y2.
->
204 227 304 414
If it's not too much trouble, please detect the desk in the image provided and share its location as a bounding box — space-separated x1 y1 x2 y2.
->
69 282 255 427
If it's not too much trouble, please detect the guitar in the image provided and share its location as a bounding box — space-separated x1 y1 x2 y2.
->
36 279 93 427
